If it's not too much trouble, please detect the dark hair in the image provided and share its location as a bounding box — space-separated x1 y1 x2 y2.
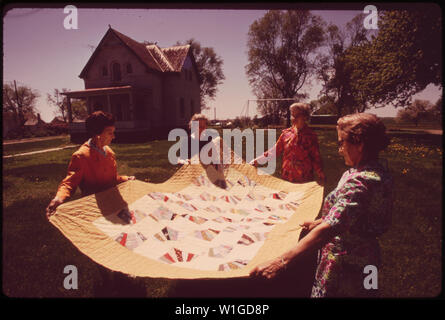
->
337 113 390 161
85 111 115 137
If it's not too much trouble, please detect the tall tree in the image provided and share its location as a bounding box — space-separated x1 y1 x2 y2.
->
245 10 325 126
317 14 372 116
346 8 442 108
176 39 225 111
47 88 69 122
3 81 39 127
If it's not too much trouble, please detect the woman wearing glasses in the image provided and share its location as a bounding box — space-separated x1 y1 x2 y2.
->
251 113 393 298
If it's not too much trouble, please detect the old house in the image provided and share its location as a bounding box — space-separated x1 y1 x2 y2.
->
62 26 201 142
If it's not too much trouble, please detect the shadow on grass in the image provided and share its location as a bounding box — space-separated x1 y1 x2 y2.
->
168 230 317 298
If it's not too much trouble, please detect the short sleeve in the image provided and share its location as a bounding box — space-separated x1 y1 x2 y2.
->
322 175 370 234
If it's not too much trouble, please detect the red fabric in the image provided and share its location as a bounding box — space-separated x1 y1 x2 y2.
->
270 125 324 183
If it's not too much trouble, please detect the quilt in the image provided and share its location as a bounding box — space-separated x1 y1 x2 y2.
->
50 155 323 279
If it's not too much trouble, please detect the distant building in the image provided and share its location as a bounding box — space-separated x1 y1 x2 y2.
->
62 26 201 142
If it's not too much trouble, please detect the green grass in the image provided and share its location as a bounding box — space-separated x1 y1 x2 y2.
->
2 135 74 156
2 128 442 297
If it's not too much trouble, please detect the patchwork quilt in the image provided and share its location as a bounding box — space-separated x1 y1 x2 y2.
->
50 161 323 279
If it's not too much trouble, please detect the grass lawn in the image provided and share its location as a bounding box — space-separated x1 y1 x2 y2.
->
2 135 74 156
2 128 442 297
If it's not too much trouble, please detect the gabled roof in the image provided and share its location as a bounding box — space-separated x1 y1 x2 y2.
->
79 27 193 78
161 45 191 72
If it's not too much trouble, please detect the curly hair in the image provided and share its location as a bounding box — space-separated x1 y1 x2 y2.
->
337 113 390 160
85 111 115 137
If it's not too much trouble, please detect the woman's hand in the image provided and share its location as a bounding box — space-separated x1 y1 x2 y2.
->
299 219 322 232
178 159 191 165
248 159 258 167
46 197 63 219
127 176 135 181
250 257 287 279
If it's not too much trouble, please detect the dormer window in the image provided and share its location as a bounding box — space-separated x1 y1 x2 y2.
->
112 62 121 81
126 63 132 74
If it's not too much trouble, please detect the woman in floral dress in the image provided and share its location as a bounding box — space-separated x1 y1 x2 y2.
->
250 113 393 298
250 103 325 185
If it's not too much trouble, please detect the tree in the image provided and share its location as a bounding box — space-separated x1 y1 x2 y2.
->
47 88 69 122
396 99 433 126
245 10 325 126
176 39 225 110
310 96 338 115
317 14 372 116
3 81 39 127
47 89 88 121
346 8 442 108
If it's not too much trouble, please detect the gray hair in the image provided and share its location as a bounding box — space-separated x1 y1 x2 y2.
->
289 103 311 119
189 113 208 129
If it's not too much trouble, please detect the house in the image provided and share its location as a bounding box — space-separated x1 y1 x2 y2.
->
62 26 201 142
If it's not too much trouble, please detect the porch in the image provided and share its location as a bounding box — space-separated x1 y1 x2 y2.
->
61 86 155 142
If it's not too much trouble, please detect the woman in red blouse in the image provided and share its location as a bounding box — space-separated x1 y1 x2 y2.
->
250 103 325 185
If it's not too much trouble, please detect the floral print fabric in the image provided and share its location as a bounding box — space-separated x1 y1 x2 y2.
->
311 161 393 297
265 125 324 183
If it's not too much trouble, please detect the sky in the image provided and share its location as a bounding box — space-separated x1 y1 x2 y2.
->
3 6 442 123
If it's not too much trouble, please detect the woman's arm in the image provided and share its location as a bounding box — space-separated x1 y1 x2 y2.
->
47 154 84 218
249 132 284 166
250 221 333 279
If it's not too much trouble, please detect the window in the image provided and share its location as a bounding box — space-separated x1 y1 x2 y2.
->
112 104 123 121
102 66 108 77
180 98 185 119
126 63 132 74
112 62 121 81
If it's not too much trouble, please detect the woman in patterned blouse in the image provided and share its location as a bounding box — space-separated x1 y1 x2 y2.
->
249 103 325 185
250 113 393 298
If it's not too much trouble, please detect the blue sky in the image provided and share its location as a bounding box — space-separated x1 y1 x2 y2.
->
3 7 442 122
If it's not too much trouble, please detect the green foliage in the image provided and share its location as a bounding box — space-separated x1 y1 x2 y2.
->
345 8 442 108
317 14 372 116
246 10 325 125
